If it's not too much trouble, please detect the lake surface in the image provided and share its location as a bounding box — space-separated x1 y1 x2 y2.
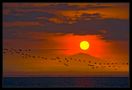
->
3 77 129 88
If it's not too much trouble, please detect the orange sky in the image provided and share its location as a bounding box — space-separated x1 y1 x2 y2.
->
3 3 129 77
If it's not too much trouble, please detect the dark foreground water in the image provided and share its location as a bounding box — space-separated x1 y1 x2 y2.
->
3 77 129 88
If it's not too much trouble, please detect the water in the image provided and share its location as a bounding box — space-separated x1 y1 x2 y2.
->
3 77 129 88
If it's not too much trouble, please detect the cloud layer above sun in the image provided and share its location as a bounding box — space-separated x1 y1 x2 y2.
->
3 3 129 40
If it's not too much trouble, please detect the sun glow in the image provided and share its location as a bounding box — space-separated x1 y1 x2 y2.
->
80 41 90 50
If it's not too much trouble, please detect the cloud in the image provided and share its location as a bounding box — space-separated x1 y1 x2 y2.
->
3 18 129 41
3 21 43 27
3 3 112 10
3 10 56 22
3 3 52 8
3 3 129 41
3 3 129 24
47 12 103 24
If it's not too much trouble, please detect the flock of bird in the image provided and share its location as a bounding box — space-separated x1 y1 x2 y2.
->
3 48 128 70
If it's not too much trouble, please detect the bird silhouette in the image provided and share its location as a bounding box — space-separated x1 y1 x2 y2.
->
32 56 35 58
58 60 61 62
19 49 22 51
56 57 60 59
78 59 81 62
64 63 69 66
88 64 94 66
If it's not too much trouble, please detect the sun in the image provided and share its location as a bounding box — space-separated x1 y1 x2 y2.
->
80 41 90 50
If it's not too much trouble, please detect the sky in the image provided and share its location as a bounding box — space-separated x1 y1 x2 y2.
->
3 3 129 77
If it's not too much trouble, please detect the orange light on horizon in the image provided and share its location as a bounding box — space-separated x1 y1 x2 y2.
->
51 34 112 58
